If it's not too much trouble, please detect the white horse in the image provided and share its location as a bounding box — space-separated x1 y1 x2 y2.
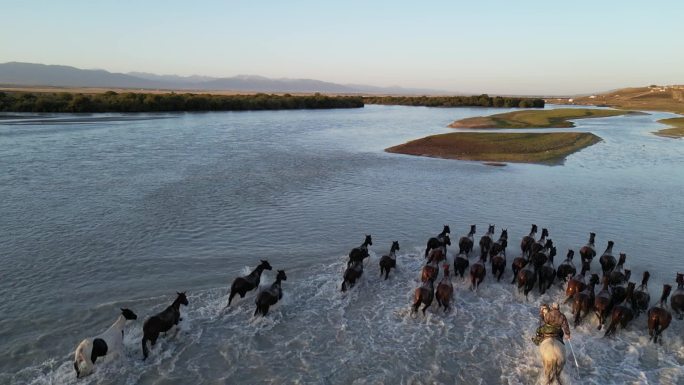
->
539 337 566 385
73 308 137 378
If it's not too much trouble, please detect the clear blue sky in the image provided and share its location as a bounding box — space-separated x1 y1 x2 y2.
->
2 0 683 94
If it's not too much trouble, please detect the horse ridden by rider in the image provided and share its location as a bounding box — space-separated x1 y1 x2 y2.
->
532 303 571 346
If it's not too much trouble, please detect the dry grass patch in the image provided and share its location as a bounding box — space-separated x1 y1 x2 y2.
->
449 108 634 129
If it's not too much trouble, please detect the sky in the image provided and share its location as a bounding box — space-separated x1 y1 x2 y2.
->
1 0 683 95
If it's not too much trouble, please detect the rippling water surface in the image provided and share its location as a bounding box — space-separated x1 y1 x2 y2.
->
1 105 683 384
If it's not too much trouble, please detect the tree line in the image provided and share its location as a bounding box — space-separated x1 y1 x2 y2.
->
0 91 365 113
364 95 545 108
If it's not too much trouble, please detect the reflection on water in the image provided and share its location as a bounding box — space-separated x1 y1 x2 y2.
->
1 105 683 384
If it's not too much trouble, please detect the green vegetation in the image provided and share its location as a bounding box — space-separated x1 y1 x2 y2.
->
364 94 544 108
386 132 601 165
655 117 684 138
0 91 364 113
449 108 635 129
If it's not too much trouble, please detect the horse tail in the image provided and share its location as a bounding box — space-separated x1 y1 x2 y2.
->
141 335 149 360
341 280 347 292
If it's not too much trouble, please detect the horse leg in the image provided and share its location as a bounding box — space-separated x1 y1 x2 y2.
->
412 299 421 313
227 290 237 307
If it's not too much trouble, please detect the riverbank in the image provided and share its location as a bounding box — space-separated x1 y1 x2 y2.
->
448 108 636 129
655 117 684 138
385 132 601 165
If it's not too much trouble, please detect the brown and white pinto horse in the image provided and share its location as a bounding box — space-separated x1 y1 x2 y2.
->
435 264 454 312
671 273 684 320
604 282 636 337
579 232 596 265
478 224 495 260
520 224 537 259
648 284 672 343
458 225 476 256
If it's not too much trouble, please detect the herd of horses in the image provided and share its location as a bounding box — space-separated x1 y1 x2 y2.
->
73 224 683 382
340 224 684 385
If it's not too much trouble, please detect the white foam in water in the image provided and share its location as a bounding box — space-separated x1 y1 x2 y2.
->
8 248 684 385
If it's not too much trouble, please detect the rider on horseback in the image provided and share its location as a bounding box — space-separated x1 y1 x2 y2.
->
532 303 571 345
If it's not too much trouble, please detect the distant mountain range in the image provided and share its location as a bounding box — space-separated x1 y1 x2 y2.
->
0 62 445 95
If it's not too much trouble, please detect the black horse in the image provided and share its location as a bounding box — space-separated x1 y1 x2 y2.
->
489 228 508 259
454 251 470 279
528 228 549 259
379 241 400 280
556 249 577 283
538 247 557 295
342 260 364 292
458 225 476 256
254 270 287 316
425 225 450 258
633 271 651 317
478 224 495 260
579 232 597 265
142 292 188 360
226 260 273 307
599 241 616 277
531 239 553 280
349 235 373 267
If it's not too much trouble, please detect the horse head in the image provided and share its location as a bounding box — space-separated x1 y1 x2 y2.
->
364 234 373 246
501 229 508 240
540 228 549 238
259 260 273 271
391 241 400 252
544 239 553 250
566 249 574 260
176 292 189 306
470 224 476 234
488 224 495 235
531 224 538 233
120 308 137 320
589 274 600 285
589 232 596 242
442 225 451 235
607 240 614 249
276 270 287 281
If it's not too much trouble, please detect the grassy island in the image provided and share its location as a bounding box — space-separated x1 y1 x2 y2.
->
386 132 601 165
449 108 636 129
0 91 364 113
364 95 544 108
655 117 684 138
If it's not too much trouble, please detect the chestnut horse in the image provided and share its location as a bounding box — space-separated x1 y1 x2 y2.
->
648 284 673 343
421 254 439 283
413 276 435 315
379 241 400 280
425 225 450 258
579 232 596 265
426 238 449 264
572 274 600 327
510 252 529 285
671 273 684 320
520 224 538 259
564 260 590 304
491 250 506 282
435 264 454 312
458 224 476 256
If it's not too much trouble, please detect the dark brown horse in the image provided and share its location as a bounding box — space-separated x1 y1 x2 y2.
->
531 239 553 275
538 247 557 295
426 239 449 264
421 254 439 283
517 261 536 299
648 284 672 343
413 276 435 315
528 228 549 259
227 260 272 307
142 292 188 360
579 232 596 265
379 241 400 280
671 273 684 320
491 250 506 282
489 228 508 259
425 225 450 258
598 241 616 277
348 235 373 267
633 271 651 317
564 260 591 304
341 260 363 292
556 249 577 283
604 282 636 337
520 224 538 259
594 276 613 330
572 274 600 327
435 264 454 312
608 253 629 286
510 252 529 285
458 225 476 256
478 224 495 260
470 254 487 291
254 270 287 316
454 252 470 279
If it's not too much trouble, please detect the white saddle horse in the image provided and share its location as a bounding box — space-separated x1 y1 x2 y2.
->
539 337 566 385
73 308 137 378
